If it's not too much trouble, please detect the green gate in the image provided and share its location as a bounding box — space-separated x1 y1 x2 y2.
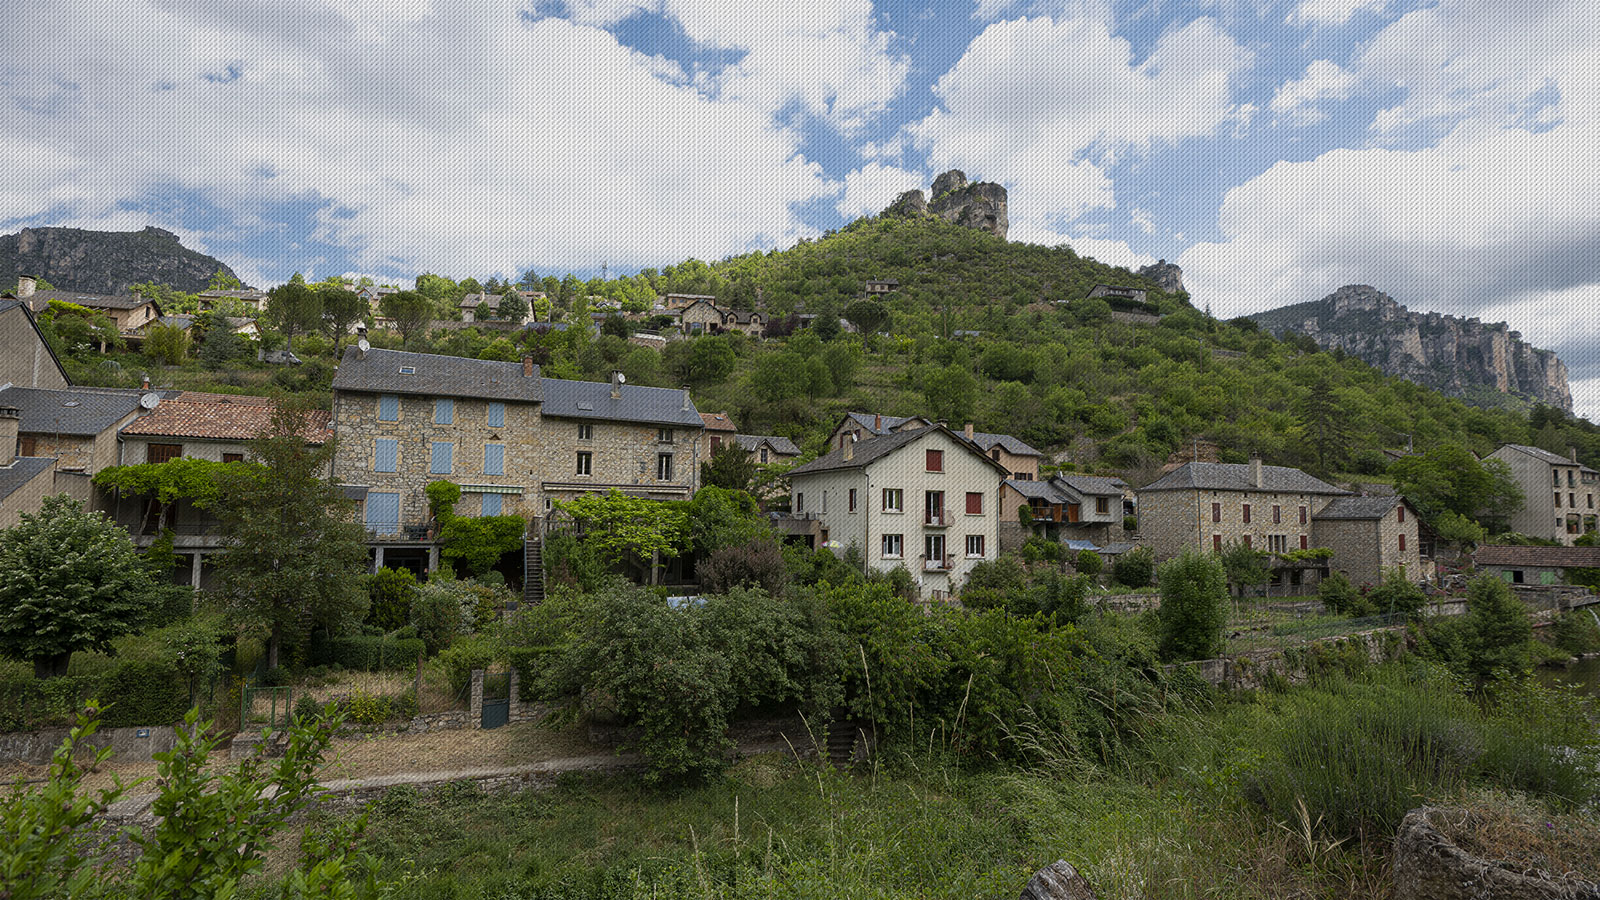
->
481 672 510 729
241 681 294 730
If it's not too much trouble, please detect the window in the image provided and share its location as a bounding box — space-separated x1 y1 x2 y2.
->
482 493 503 516
378 395 399 422
147 443 182 464
1397 505 1405 523
1242 503 1252 524
1398 534 1406 552
365 492 400 532
965 492 983 515
1014 472 1032 481
578 424 593 440
1267 534 1287 553
222 453 244 464
434 398 454 425
1096 497 1110 515
374 439 397 473
1570 471 1577 488
576 451 592 476
926 449 943 472
848 489 857 512
991 448 1001 461
882 488 903 513
924 534 946 567
1556 493 1563 508
656 453 673 480
1299 506 1308 525
795 493 804 514
18 436 36 457
759 448 769 463
1589 495 1596 510
484 443 505 476
657 428 674 443
965 534 985 558
430 441 453 474
925 491 945 524
1213 534 1222 551
1242 535 1252 549
710 435 721 452
1299 535 1309 550
1212 502 1221 523
1554 470 1562 486
487 402 505 428
1572 493 1577 508
882 533 903 558
1273 505 1282 524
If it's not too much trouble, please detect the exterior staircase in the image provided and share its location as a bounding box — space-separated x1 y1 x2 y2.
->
826 719 870 768
523 537 545 606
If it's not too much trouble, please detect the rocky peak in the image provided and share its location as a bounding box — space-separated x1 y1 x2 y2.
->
1138 259 1184 294
883 170 1008 239
1248 285 1573 412
0 225 238 294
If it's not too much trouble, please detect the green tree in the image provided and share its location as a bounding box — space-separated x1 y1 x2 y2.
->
212 402 370 670
683 335 736 385
683 485 770 554
264 281 322 352
318 285 365 356
380 289 433 347
843 299 889 336
207 268 244 291
1390 444 1523 527
144 322 191 366
1219 541 1272 597
1157 549 1228 661
498 289 530 323
701 441 759 492
556 489 687 584
0 495 154 678
1462 574 1532 683
1295 374 1352 473
1112 546 1155 588
922 363 977 424
196 311 243 368
365 566 419 631
1366 567 1428 620
1075 549 1103 576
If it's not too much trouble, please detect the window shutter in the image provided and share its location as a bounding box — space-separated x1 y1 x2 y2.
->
482 493 503 516
487 402 505 428
365 492 400 531
484 443 505 476
431 442 453 474
435 398 454 425
966 492 982 515
375 439 397 473
378 395 399 421
926 449 942 471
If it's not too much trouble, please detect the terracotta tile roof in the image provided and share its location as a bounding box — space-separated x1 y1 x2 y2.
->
122 392 331 443
701 411 738 432
1474 545 1600 569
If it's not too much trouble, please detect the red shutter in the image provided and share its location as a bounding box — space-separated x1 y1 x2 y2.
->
1299 534 1308 550
1213 534 1222 551
1242 504 1251 524
1212 502 1221 523
1398 506 1405 523
966 492 982 514
1398 534 1406 552
1299 506 1307 525
1273 505 1281 524
926 449 943 471
1243 535 1252 549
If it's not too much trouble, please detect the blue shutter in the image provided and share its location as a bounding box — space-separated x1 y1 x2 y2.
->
484 443 505 476
374 439 397 473
365 492 400 531
435 398 454 425
481 493 503 516
430 442 453 474
487 402 505 428
378 395 399 421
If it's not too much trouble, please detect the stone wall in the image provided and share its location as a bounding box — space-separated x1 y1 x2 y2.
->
0 723 179 765
0 305 69 389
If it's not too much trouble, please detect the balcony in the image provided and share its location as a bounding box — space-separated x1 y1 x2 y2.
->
921 554 953 572
923 511 950 527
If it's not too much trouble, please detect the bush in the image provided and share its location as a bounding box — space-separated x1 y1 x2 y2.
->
1113 547 1154 588
316 634 425 672
1550 610 1600 655
1020 535 1064 564
1318 571 1371 617
1460 574 1532 684
99 658 191 727
433 636 499 695
1075 549 1103 576
365 566 418 632
697 539 789 596
1156 550 1227 661
1365 567 1427 620
411 581 467 656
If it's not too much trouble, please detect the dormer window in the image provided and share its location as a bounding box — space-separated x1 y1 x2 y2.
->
399 366 416 375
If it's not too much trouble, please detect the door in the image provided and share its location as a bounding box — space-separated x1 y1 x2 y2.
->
480 672 510 729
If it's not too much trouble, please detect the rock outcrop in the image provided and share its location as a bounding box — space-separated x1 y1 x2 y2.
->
1249 285 1572 412
0 225 239 295
883 170 1008 239
1393 807 1600 899
1019 860 1098 900
1138 259 1184 294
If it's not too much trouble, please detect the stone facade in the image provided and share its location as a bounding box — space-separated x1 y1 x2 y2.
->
0 302 68 389
1140 486 1327 559
1312 500 1422 587
1488 444 1598 545
536 413 701 509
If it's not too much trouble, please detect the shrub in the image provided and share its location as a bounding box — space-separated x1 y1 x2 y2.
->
433 636 499 695
99 658 191 727
1113 547 1154 588
365 566 418 632
697 539 789 596
1075 549 1103 576
1156 550 1227 661
1460 574 1532 684
411 581 467 655
1020 535 1064 564
1366 567 1427 619
1318 571 1371 617
316 634 425 672
1550 609 1600 655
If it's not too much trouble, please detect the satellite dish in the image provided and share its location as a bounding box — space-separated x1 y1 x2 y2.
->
357 338 370 352
617 373 626 384
139 392 160 410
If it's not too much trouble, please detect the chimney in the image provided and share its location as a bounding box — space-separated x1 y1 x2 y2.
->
874 413 882 432
141 373 151 391
610 371 622 400
681 387 691 412
522 356 535 377
0 407 18 466
1249 456 1263 489
843 433 854 461
964 422 974 441
16 275 36 298
1571 447 1579 463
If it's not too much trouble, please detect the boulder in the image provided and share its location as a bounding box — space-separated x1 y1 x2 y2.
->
1020 860 1098 900
1393 807 1600 900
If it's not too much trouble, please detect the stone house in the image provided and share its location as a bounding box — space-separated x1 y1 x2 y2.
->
0 407 60 529
1085 284 1149 305
662 293 717 310
958 424 1042 481
999 472 1129 551
864 279 899 295
0 299 70 390
785 425 1008 601
736 434 801 465
1137 460 1350 560
827 412 932 452
679 300 766 337
534 374 706 511
1474 544 1600 586
0 384 144 475
1487 444 1599 544
1310 495 1423 587
459 291 537 325
700 411 739 458
196 289 269 312
18 278 163 336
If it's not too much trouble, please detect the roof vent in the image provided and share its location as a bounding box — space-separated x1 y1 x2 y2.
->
577 401 593 411
399 366 416 375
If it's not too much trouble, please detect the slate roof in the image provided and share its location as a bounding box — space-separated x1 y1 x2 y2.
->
1475 545 1600 569
25 290 159 311
843 411 930 436
122 392 332 443
790 426 1009 477
963 430 1042 457
736 434 800 455
539 378 703 427
1139 462 1349 495
1005 478 1061 500
333 348 543 403
0 386 143 436
701 411 738 433
156 315 194 330
0 457 54 502
1055 473 1129 496
1314 496 1406 520
1498 443 1593 471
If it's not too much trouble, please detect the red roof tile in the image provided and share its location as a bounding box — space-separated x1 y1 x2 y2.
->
700 411 738 432
122 392 331 443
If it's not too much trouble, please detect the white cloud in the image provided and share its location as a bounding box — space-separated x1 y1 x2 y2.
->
549 0 910 133
1008 221 1155 270
1268 60 1355 126
1287 0 1385 27
836 163 925 219
905 15 1250 241
0 2 834 277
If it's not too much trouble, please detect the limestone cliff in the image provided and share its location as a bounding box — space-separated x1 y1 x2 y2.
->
1249 285 1572 411
0 225 239 294
882 170 1008 239
1138 260 1184 294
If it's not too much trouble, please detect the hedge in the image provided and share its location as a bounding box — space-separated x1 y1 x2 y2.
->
0 658 191 732
310 634 426 672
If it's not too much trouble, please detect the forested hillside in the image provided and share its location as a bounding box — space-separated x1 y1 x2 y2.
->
47 215 1600 482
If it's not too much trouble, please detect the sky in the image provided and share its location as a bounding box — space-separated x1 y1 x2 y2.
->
3 1 1598 415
